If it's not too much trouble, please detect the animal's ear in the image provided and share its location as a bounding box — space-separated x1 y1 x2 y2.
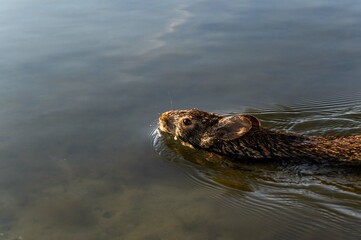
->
242 115 261 127
214 115 254 141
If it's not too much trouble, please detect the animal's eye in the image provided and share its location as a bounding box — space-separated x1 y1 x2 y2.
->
182 118 192 126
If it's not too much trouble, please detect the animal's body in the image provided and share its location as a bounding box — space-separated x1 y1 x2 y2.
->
158 109 361 163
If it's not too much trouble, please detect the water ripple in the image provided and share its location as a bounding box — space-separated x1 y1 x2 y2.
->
152 97 361 238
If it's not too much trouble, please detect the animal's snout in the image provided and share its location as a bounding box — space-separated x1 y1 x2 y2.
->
160 111 171 125
160 112 169 122
159 111 174 133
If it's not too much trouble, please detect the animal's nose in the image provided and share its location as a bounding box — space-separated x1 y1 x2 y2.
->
160 111 172 122
160 111 172 127
159 111 173 132
160 113 167 122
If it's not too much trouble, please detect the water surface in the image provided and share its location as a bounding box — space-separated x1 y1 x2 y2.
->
1 0 361 239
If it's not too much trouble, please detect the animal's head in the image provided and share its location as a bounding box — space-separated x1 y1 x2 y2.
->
159 109 260 148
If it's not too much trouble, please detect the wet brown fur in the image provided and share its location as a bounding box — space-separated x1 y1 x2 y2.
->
159 109 361 163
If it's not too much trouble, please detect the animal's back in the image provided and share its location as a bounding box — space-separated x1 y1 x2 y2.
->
310 135 361 162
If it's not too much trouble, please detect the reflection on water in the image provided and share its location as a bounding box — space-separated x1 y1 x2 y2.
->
153 103 361 237
153 103 361 191
1 0 361 239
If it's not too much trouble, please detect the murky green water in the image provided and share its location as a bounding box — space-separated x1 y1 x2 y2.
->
1 0 361 239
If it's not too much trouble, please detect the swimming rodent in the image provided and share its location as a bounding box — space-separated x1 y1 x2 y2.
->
158 109 361 163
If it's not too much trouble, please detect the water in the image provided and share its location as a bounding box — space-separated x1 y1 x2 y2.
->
1 0 361 239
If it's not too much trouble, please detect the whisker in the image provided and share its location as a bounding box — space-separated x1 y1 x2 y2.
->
167 90 174 109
